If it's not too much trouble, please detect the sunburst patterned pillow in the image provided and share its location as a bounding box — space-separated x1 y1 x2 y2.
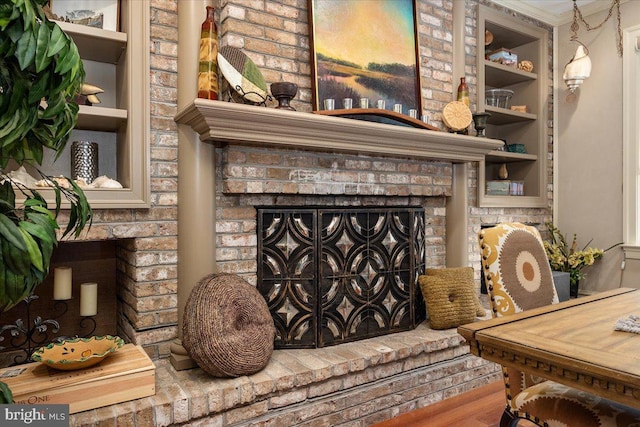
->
478 222 559 317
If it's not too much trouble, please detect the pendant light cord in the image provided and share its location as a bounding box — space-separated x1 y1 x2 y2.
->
571 0 622 56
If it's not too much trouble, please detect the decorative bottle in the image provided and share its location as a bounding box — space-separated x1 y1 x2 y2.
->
457 77 469 106
197 6 219 100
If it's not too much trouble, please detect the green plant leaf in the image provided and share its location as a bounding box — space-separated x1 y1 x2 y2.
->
54 40 78 75
14 29 35 70
18 219 51 243
62 179 92 238
20 0 36 32
47 23 66 57
0 213 26 251
1 237 29 277
0 182 16 210
0 5 19 31
4 17 22 44
41 91 66 119
4 267 25 307
26 210 58 241
21 220 54 267
0 381 13 404
0 113 21 143
34 21 50 72
18 227 43 272
27 69 49 104
0 263 7 311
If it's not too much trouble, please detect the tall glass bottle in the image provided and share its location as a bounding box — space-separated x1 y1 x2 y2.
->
457 77 469 106
198 6 218 100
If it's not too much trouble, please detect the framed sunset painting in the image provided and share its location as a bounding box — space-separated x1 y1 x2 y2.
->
309 0 422 115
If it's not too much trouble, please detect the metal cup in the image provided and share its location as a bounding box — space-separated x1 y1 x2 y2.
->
343 98 353 109
323 98 335 110
71 141 98 184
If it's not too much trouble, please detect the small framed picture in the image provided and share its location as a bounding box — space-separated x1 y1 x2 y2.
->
50 0 119 32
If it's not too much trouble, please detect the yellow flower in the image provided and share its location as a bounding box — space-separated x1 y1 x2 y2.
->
544 223 606 283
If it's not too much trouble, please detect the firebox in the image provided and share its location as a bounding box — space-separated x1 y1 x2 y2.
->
257 207 426 348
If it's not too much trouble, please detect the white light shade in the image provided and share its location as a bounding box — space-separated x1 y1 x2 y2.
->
563 45 592 93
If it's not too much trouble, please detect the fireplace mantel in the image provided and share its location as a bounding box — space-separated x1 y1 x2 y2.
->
175 100 504 162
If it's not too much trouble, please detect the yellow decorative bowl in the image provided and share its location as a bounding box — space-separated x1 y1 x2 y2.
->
32 335 125 370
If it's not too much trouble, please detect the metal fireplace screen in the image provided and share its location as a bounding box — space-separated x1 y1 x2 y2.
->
257 207 426 348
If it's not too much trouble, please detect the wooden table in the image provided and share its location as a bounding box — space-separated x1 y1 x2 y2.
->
458 288 640 408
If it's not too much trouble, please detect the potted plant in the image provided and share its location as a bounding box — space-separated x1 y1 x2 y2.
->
0 0 92 402
543 223 607 298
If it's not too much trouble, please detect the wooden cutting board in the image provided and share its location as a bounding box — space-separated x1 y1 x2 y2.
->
0 344 155 414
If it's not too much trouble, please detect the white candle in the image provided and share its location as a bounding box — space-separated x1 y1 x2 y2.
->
53 266 72 300
80 283 98 317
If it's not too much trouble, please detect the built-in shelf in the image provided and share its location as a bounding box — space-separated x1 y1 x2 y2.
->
486 151 538 163
11 1 150 209
484 61 537 87
76 106 127 131
175 100 504 163
56 21 127 64
485 106 537 125
478 5 549 208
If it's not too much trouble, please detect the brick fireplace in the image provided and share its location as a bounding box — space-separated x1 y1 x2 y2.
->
176 101 504 288
172 100 502 353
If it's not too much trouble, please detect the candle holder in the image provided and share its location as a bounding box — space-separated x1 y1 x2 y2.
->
270 82 298 111
0 292 97 366
472 112 492 137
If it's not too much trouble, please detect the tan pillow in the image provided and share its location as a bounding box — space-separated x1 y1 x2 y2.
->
419 274 477 330
425 267 486 317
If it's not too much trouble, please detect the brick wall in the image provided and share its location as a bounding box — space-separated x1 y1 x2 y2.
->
215 145 452 280
54 0 552 359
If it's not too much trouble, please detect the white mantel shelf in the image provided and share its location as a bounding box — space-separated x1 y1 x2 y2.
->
174 99 504 163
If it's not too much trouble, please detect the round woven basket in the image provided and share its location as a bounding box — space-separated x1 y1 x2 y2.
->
182 273 275 377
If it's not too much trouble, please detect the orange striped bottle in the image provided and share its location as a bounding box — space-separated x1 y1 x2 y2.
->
197 6 219 100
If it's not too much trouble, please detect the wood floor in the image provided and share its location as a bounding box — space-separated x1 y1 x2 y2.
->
372 381 538 427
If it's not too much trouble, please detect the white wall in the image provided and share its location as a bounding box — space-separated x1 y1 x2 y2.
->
557 1 640 293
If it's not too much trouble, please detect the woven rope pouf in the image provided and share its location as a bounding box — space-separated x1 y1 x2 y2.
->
182 273 275 377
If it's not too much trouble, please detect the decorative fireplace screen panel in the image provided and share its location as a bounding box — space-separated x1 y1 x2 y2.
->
257 207 426 348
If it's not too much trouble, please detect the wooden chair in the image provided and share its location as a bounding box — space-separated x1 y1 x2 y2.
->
479 222 640 427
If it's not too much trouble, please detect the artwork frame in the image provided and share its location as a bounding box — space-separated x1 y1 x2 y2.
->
49 0 120 32
308 0 422 116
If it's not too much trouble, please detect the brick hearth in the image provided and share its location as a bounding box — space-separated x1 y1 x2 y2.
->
69 322 500 426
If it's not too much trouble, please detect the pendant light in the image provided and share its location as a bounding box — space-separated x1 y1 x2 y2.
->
563 0 622 94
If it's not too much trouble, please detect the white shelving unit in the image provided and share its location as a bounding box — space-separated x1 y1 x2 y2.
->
17 0 150 209
477 5 549 208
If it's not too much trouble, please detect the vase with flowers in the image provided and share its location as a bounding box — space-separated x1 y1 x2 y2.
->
543 223 615 297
